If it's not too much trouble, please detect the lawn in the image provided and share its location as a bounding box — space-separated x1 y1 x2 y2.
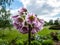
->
38 26 60 36
0 26 60 45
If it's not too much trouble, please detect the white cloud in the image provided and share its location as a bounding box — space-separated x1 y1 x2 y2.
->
37 15 60 22
19 0 60 21
10 9 19 16
47 0 60 7
20 0 30 7
8 0 60 21
20 0 60 15
9 9 19 19
48 8 60 16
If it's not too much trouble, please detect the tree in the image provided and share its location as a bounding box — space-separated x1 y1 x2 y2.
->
0 0 13 29
49 20 53 25
54 19 59 25
0 7 12 29
57 18 60 25
44 21 49 26
0 0 13 7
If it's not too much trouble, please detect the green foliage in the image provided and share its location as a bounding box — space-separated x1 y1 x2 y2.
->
0 0 13 29
38 27 59 36
44 21 49 26
0 39 8 45
44 19 60 26
16 40 23 45
0 19 12 28
31 40 41 45
0 28 28 45
57 31 60 40
0 27 60 45
0 5 12 29
54 19 59 25
0 29 21 45
44 20 53 26
42 40 53 45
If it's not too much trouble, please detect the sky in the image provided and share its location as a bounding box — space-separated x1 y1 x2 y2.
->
9 0 60 22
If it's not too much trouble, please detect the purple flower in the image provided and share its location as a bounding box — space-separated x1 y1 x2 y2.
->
31 28 37 34
31 21 43 34
13 22 23 29
21 7 27 12
26 13 37 24
12 15 19 21
18 7 27 15
12 7 44 34
37 18 44 24
17 17 24 23
13 23 21 29
20 26 28 34
18 11 24 15
12 15 19 18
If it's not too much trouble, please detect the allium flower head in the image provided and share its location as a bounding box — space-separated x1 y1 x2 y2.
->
12 7 44 34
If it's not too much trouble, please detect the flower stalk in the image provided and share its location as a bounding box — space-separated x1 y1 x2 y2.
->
12 7 44 45
28 24 32 45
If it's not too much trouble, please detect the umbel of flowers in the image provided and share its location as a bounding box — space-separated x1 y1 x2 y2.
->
12 7 44 45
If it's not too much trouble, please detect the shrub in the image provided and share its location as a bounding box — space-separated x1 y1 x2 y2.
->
0 39 8 45
49 25 60 30
50 32 59 41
